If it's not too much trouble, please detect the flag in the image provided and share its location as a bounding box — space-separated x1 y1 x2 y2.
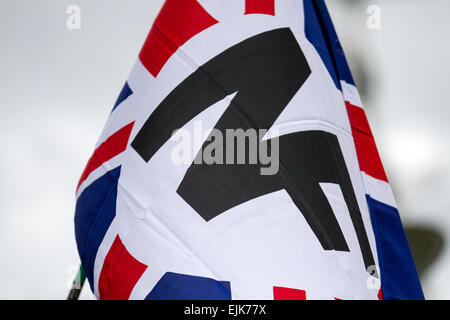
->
74 0 424 300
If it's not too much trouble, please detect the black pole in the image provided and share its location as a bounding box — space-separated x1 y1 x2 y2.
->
67 265 86 300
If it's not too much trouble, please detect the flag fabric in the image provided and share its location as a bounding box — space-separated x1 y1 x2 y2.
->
74 0 424 300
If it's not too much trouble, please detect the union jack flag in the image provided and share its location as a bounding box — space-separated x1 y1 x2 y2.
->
74 0 423 300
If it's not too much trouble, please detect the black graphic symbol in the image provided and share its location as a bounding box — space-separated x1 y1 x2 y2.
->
132 28 375 271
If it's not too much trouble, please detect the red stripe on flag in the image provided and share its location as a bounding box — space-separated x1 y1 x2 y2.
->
273 286 306 300
99 235 148 300
245 0 275 16
139 0 218 77
346 101 372 136
346 101 388 182
77 122 135 192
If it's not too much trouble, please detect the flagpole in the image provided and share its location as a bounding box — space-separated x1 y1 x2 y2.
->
67 264 86 300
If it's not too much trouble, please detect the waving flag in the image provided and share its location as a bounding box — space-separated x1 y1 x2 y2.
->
74 0 424 300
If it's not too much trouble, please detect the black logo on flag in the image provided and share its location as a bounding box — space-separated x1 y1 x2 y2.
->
132 28 375 272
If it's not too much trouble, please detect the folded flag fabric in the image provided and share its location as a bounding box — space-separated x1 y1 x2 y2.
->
74 0 424 300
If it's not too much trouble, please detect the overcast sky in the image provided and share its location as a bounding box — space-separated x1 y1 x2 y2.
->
0 0 449 299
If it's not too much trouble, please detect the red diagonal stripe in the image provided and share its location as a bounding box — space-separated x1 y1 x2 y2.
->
77 122 135 192
378 287 383 300
346 101 388 182
245 0 275 16
346 101 372 136
139 0 218 77
99 235 148 300
273 286 306 300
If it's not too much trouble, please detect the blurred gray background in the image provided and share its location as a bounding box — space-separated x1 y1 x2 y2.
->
0 0 448 299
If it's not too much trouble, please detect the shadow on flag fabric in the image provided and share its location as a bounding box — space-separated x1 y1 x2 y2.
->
74 0 424 300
